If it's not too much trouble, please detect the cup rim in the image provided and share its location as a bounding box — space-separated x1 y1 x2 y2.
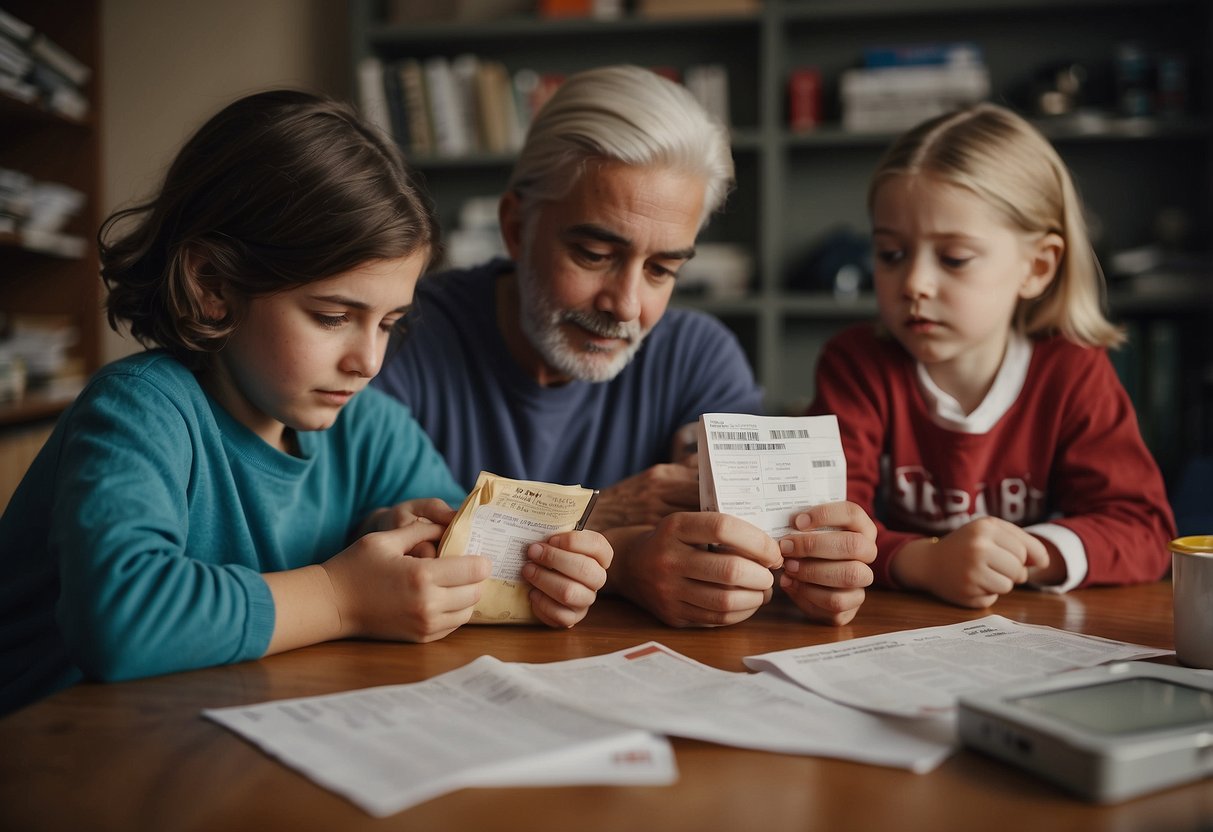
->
1170 535 1213 555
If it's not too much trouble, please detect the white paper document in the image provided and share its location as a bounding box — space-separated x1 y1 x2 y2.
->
698 412 846 538
509 642 955 773
744 615 1174 718
204 656 676 818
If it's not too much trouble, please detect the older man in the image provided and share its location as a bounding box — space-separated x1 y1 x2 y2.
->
374 65 876 627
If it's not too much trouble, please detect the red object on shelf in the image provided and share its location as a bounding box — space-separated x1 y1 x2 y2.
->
538 0 592 16
788 67 821 132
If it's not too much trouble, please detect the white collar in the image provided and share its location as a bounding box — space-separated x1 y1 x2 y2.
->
915 331 1033 434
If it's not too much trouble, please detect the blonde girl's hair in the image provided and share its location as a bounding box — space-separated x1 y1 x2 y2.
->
868 102 1124 348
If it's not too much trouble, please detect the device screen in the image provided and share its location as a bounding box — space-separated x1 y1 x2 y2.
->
1009 677 1213 735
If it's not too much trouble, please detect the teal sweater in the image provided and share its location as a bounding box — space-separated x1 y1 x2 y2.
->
0 351 464 714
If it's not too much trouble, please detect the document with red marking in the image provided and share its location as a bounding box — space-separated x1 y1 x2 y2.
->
204 656 674 817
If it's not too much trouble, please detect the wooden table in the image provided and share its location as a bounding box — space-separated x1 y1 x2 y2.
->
2 581 1209 832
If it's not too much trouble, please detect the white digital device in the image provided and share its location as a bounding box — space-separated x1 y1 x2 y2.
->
958 661 1213 803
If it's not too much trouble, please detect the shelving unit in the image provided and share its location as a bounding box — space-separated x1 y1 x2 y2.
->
350 0 1213 482
0 1 100 512
0 0 101 429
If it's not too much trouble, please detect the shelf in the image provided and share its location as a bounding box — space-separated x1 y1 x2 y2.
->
352 0 1213 473
778 0 1191 22
784 116 1213 150
0 88 90 128
0 230 88 260
366 12 760 46
0 0 102 390
0 377 82 428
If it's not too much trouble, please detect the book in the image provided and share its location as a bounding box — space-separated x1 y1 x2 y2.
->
637 0 759 19
382 60 410 146
862 42 983 69
450 54 483 154
0 32 32 77
356 56 393 139
684 63 730 127
399 59 434 158
424 56 473 157
475 60 513 155
27 31 89 86
0 8 33 43
840 64 990 132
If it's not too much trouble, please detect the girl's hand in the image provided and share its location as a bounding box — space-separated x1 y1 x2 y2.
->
896 517 1049 608
322 521 490 642
357 498 457 557
523 529 613 629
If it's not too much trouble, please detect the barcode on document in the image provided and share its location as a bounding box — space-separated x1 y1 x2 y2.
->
769 429 813 439
711 430 761 442
712 443 788 452
776 483 798 492
812 460 836 468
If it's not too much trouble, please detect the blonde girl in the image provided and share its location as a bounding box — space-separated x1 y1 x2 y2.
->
809 103 1174 608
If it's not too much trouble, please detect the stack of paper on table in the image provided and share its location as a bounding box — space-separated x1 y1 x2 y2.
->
204 657 675 818
743 615 1173 717
205 616 1171 816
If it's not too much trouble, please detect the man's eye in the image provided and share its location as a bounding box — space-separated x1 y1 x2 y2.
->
575 247 609 265
876 250 903 265
941 256 973 269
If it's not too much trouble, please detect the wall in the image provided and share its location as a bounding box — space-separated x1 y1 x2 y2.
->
99 0 350 361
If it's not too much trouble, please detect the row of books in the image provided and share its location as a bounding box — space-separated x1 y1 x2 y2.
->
0 166 87 258
359 55 731 160
0 7 90 120
839 42 990 133
383 0 756 23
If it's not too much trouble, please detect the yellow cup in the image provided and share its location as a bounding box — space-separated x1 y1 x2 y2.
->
1171 536 1213 669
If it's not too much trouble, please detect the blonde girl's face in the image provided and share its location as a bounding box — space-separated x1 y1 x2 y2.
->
870 174 1058 402
199 253 426 453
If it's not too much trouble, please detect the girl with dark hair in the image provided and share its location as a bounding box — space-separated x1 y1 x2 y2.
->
0 90 612 715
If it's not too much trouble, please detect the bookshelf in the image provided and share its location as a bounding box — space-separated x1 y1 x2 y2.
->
350 0 1213 483
0 0 101 429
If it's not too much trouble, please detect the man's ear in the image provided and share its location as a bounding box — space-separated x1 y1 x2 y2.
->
499 191 524 261
1020 232 1064 300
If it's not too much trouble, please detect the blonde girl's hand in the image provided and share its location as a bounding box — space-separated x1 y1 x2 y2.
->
322 521 490 642
896 516 1049 608
357 498 457 556
522 529 613 629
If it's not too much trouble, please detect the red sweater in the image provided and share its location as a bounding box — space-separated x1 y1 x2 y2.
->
808 324 1175 589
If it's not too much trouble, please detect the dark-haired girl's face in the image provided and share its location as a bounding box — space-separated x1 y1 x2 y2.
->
199 252 426 453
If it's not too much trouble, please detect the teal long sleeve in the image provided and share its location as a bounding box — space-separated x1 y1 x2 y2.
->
0 351 464 714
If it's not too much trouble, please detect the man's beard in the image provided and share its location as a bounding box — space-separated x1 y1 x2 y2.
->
516 264 648 383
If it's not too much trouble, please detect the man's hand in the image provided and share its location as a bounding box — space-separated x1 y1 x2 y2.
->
588 461 701 529
605 512 783 627
777 501 877 625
